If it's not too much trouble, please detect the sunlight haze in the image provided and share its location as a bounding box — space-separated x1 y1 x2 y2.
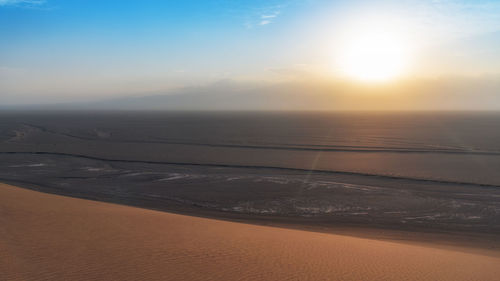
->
1 0 500 109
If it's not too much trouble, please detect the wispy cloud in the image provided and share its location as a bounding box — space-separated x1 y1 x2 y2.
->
259 20 272 26
261 15 275 19
244 4 284 28
0 0 46 7
259 11 280 25
402 0 500 39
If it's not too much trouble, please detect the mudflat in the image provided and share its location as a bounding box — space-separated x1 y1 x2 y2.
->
2 112 500 240
1 183 499 281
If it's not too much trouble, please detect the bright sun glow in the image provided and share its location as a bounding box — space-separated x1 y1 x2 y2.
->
334 19 413 82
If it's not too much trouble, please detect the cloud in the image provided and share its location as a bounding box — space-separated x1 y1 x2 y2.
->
259 10 280 25
261 12 279 19
261 15 276 19
0 0 45 7
244 5 283 28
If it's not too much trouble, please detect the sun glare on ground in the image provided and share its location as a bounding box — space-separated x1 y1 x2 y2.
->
334 19 413 83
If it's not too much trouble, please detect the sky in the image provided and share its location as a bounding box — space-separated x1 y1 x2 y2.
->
1 0 500 109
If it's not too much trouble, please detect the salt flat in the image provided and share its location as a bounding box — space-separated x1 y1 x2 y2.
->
2 112 500 237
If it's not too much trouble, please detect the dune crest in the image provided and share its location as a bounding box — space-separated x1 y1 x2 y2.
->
1 183 499 281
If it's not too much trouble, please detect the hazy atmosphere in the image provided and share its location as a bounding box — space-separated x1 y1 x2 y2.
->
1 0 500 110
2 1 500 280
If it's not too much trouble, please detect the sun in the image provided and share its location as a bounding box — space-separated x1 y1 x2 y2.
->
334 20 412 82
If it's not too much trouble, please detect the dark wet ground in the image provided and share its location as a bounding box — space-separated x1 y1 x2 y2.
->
1 111 500 239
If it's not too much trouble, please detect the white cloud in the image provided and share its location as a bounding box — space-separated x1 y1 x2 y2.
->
0 0 45 7
259 11 280 25
244 5 283 28
261 13 279 19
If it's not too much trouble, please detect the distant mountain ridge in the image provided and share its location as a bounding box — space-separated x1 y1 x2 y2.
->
2 77 500 111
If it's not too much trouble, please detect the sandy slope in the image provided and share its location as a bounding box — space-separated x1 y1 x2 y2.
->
1 183 499 281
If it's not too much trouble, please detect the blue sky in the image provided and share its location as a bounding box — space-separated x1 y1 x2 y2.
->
1 0 500 108
1 0 305 73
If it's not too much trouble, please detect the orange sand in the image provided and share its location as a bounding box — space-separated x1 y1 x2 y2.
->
1 183 499 281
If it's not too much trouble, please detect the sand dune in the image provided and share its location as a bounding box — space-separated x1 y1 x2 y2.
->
1 183 499 281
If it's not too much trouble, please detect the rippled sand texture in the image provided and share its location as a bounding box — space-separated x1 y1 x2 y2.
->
1 183 499 281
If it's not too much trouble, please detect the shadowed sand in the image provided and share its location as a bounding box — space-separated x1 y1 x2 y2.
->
1 183 500 281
